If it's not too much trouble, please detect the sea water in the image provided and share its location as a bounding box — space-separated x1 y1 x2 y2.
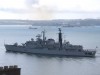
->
0 25 100 75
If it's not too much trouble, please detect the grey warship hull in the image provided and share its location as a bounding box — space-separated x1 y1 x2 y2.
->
5 45 96 57
4 28 96 57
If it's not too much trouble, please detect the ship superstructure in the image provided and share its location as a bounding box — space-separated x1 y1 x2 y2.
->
4 28 96 57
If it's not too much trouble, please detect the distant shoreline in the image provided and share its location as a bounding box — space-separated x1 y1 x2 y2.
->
0 19 100 27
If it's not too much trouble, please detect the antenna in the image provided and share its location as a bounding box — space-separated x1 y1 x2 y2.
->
4 40 6 45
58 28 61 33
95 46 98 51
63 35 66 43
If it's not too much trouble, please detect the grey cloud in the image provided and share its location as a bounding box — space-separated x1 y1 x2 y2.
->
53 10 100 14
0 0 39 13
0 8 30 13
25 0 39 7
26 0 38 4
1 6 100 15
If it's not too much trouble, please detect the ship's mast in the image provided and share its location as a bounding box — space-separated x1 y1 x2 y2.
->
42 30 46 41
58 28 62 49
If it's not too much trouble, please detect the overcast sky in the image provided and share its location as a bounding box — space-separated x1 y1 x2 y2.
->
0 0 100 20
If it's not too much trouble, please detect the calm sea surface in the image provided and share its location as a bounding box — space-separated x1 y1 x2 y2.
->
0 25 100 75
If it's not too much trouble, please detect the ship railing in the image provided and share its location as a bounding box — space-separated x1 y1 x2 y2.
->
84 49 96 52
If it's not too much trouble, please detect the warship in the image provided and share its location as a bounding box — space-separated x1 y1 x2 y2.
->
4 28 96 57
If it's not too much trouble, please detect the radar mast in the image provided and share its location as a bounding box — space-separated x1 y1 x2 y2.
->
58 28 62 49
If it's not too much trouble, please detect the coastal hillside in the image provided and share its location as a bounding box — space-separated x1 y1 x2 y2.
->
0 19 100 27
